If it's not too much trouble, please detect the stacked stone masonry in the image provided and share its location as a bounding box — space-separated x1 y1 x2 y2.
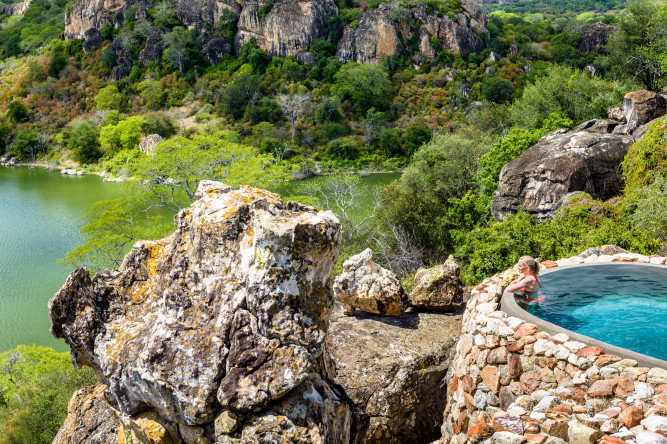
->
441 250 667 444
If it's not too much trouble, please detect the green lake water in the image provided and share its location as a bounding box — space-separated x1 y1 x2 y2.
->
0 166 123 352
0 168 400 353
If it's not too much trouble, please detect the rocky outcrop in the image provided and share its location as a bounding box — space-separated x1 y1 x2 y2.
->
1 0 32 16
65 0 484 64
53 384 120 444
440 248 667 444
336 1 486 64
110 57 133 80
50 181 350 443
139 134 162 154
203 37 233 65
492 129 634 221
578 22 616 54
64 0 127 40
235 0 338 57
333 248 406 316
409 255 464 311
621 90 666 133
327 302 463 443
138 30 164 66
82 28 104 53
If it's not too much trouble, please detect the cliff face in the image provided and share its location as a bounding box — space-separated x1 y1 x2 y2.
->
49 181 350 442
64 0 486 64
336 0 488 64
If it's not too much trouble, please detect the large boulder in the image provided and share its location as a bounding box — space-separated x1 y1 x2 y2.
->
50 181 350 442
333 248 406 316
326 302 463 443
492 129 634 221
203 37 233 65
138 30 164 66
408 255 464 311
53 384 121 444
139 134 163 155
622 90 667 133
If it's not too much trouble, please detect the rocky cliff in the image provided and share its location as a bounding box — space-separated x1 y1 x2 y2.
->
50 181 351 442
64 0 486 66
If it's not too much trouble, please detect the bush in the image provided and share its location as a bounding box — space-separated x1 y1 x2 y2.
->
7 101 30 123
482 77 514 104
621 116 667 191
68 122 101 164
0 345 97 444
317 122 349 140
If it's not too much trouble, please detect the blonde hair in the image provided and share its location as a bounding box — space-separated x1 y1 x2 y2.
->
519 256 540 275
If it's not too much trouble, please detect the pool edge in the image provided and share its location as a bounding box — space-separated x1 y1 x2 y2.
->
500 264 667 368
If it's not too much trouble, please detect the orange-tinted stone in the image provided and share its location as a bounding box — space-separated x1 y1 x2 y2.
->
514 323 538 339
619 406 644 428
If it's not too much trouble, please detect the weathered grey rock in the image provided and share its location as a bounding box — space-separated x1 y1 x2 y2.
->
52 384 120 444
492 129 634 221
578 23 615 54
575 118 619 134
326 302 462 443
336 1 486 64
50 181 349 441
408 255 464 311
568 420 599 444
204 37 233 65
637 431 667 444
139 30 164 66
491 431 527 444
296 51 317 66
64 0 126 40
110 57 133 80
235 0 338 58
82 28 104 53
333 248 406 316
139 134 163 155
608 106 625 121
622 90 667 133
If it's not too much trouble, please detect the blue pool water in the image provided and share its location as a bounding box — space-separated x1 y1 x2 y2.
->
530 264 667 361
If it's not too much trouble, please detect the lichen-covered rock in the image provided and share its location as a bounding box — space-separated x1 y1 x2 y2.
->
65 0 126 40
50 181 348 442
326 302 462 443
492 129 634 221
333 248 406 316
110 57 133 80
52 384 121 444
408 255 464 311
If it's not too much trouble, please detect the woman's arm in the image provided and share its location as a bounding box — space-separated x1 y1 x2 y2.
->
506 275 535 293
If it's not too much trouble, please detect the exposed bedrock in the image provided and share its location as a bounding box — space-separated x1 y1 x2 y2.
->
326 302 463 443
492 129 634 221
335 1 487 64
49 180 350 442
408 255 464 311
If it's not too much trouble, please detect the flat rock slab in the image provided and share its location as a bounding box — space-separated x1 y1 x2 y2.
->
327 302 463 443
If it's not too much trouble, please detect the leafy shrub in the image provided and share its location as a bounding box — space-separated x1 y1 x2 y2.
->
318 122 349 140
0 345 97 444
621 116 667 191
68 122 102 164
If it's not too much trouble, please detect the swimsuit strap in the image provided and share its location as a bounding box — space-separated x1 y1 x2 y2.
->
530 272 541 288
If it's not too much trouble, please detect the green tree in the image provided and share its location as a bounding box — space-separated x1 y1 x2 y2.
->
137 78 163 110
68 122 101 164
334 62 390 113
482 76 514 104
604 0 667 91
95 85 123 111
0 345 96 444
163 27 204 74
378 131 492 255
65 131 291 271
7 101 30 123
9 130 44 162
100 116 147 152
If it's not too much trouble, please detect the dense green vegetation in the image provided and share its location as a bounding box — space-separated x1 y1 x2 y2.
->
0 346 96 444
4 0 667 438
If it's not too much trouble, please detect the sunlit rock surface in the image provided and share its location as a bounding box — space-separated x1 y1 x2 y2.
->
50 181 350 442
327 302 463 443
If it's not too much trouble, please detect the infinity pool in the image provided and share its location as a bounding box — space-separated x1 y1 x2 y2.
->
529 264 667 361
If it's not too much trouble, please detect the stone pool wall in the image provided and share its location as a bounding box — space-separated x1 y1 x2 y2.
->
441 248 667 444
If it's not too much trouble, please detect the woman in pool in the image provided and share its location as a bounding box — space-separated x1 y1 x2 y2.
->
507 256 545 304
